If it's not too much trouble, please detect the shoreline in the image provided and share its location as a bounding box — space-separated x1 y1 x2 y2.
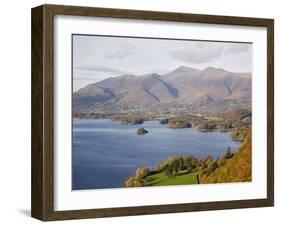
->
124 128 250 187
73 117 245 140
72 118 245 189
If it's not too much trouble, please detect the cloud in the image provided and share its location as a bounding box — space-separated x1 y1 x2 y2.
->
73 76 97 81
169 45 223 64
104 42 136 59
169 42 251 64
224 44 252 54
75 65 129 75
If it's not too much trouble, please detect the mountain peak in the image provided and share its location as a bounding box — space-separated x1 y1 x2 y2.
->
73 65 251 112
203 66 225 72
117 74 136 79
162 66 198 81
141 73 161 79
172 66 197 73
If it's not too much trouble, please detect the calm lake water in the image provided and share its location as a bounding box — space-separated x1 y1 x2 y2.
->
72 119 241 190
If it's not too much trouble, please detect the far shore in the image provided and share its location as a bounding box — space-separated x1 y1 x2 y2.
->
73 111 250 142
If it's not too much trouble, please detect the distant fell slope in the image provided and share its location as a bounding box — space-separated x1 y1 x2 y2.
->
73 66 251 112
164 66 251 103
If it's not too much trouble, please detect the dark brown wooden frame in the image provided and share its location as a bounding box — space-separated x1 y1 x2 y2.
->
31 4 274 221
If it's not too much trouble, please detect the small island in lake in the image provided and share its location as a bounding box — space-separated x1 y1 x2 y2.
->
167 119 192 129
137 128 148 134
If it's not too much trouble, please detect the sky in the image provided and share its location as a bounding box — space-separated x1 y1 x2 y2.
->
73 35 252 91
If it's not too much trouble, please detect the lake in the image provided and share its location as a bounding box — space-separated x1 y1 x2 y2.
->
72 119 241 190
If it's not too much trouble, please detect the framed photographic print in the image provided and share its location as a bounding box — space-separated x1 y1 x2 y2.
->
31 4 274 221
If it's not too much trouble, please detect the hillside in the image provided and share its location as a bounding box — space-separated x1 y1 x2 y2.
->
124 129 251 188
201 129 252 183
73 66 251 112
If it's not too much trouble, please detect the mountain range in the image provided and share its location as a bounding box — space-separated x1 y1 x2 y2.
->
73 66 251 112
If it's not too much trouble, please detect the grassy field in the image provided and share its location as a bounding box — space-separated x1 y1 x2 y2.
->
145 171 198 186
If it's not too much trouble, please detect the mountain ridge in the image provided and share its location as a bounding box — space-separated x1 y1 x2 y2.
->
73 66 251 112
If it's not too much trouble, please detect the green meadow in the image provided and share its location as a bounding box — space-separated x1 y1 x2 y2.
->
145 172 198 186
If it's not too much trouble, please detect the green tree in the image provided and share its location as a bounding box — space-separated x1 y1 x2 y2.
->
225 146 232 159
